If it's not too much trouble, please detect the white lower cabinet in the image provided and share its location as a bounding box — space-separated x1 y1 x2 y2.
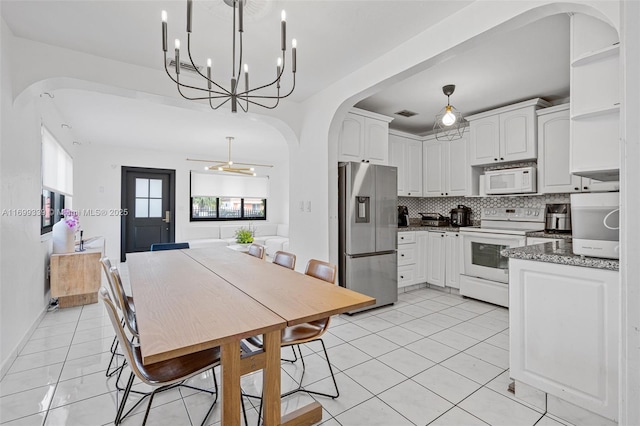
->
397 231 428 289
427 231 461 288
509 259 619 421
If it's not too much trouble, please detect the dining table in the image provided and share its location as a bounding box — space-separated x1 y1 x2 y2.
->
126 246 375 426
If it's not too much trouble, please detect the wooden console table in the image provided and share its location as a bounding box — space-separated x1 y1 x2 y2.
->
50 249 101 308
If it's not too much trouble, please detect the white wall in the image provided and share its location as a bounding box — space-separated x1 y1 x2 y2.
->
73 143 289 263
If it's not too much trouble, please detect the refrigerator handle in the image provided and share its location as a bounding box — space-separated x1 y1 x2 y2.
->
355 196 370 223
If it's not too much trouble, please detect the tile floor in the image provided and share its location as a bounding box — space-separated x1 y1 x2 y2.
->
0 284 572 426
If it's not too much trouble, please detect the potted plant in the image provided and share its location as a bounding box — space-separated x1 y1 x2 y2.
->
235 227 254 245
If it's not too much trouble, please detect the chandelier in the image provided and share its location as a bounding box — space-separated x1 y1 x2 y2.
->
161 0 297 113
187 136 273 176
433 84 467 141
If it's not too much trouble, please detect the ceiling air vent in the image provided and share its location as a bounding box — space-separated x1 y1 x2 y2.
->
166 58 203 74
394 109 418 118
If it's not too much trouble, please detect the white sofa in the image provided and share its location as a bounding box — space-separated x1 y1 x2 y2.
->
183 223 289 256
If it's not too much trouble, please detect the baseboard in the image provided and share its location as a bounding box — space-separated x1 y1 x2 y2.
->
0 303 48 380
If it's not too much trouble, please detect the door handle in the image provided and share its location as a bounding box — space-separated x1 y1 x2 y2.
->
162 211 171 223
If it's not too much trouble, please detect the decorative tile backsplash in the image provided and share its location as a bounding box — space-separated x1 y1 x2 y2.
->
399 193 571 222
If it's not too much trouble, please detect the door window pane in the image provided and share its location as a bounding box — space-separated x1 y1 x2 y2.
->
149 199 162 218
149 179 162 198
136 178 149 197
135 199 149 218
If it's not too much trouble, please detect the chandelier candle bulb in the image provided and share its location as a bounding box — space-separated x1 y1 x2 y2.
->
281 10 286 51
161 11 167 52
292 39 297 73
174 39 180 74
186 0 192 32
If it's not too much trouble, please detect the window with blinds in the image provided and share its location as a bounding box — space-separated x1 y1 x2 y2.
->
41 126 73 234
190 172 268 221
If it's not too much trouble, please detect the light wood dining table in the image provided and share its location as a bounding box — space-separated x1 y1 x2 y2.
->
126 247 375 426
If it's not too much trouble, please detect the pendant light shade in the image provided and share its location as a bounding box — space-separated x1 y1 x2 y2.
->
434 85 467 141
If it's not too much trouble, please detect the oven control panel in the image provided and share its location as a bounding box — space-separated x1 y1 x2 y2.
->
481 207 545 222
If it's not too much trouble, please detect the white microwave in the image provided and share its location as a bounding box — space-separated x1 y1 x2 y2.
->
484 166 537 195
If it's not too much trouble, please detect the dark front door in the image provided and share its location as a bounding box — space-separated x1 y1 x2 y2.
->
121 167 176 261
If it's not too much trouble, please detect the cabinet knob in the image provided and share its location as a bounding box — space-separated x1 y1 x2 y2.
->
575 187 580 191
366 160 370 163
500 157 504 161
441 193 444 196
455 234 459 237
445 193 448 196
494 158 498 161
400 237 404 240
584 186 588 190
408 193 411 195
441 234 444 237
400 275 404 279
401 254 405 257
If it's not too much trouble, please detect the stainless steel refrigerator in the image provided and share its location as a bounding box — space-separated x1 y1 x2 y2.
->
338 162 398 313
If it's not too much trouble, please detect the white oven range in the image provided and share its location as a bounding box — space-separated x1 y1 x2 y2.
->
459 207 545 307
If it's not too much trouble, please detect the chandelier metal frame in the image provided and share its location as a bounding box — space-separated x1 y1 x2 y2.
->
433 84 467 141
187 136 273 176
161 0 297 113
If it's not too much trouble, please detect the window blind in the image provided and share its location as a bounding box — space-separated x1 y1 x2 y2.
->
191 172 269 198
42 127 73 196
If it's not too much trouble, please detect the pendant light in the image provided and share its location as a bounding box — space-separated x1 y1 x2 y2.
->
433 84 467 141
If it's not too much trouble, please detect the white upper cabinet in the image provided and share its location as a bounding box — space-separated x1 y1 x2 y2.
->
569 13 620 181
538 104 619 194
423 134 469 197
468 98 550 166
338 108 393 165
389 131 423 197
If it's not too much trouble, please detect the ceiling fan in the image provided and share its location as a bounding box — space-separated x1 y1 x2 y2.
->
187 136 273 176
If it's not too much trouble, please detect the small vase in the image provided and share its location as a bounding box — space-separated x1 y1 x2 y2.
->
52 219 76 254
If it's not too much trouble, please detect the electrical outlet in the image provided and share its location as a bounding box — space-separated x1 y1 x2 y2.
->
306 201 312 212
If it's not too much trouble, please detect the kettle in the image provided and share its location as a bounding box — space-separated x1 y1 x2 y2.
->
450 205 472 227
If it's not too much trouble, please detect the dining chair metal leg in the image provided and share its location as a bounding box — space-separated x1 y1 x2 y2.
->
115 372 135 425
281 339 339 399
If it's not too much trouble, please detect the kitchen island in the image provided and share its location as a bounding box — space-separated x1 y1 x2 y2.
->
503 240 619 425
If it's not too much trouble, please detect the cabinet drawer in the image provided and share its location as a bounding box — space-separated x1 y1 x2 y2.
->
398 232 416 244
398 246 416 266
398 265 416 287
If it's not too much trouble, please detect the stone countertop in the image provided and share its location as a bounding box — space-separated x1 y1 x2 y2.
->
501 239 619 271
398 225 467 233
525 230 573 240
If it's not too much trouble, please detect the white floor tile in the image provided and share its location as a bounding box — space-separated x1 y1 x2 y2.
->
374 309 417 325
423 312 465 328
450 322 500 341
414 299 451 312
485 332 510 351
65 336 114 361
50 370 117 409
377 347 435 378
483 307 509 322
123 397 192 425
350 315 395 333
7 348 68 375
405 337 459 363
439 306 480 321
413 365 482 404
429 329 480 351
0 363 63 397
45 391 117 426
72 325 115 345
459 387 543 426
456 300 498 315
29 322 77 340
394 303 432 318
349 334 399 358
440 353 504 385
429 295 466 307
464 342 510 369
429 407 489 425
328 323 371 342
400 318 445 337
467 315 509 332
323 343 371 371
334 396 413 426
343 359 406 395
309 372 373 417
281 352 333 388
58 352 115 382
0 385 54 423
375 326 423 346
378 379 453 425
535 414 571 425
19 332 74 356
0 412 47 426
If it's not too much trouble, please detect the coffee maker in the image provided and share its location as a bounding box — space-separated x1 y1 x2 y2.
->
398 206 409 227
545 203 571 233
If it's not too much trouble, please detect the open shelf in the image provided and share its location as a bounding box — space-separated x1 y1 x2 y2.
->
571 44 619 67
571 104 620 121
